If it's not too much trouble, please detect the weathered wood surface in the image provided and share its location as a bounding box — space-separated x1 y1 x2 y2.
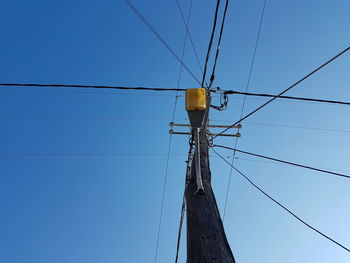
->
186 142 235 263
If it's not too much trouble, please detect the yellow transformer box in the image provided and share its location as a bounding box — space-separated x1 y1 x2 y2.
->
186 88 207 111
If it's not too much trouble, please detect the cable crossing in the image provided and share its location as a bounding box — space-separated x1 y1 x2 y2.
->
3 83 350 107
213 45 350 139
123 0 201 85
212 144 350 179
211 147 350 254
175 0 203 74
155 2 194 262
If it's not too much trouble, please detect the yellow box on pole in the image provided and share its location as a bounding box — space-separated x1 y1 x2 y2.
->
186 88 207 111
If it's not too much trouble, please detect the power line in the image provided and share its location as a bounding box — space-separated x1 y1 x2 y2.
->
213 45 350 138
209 0 230 88
0 114 178 121
244 121 350 133
4 83 350 106
2 114 350 134
0 153 186 158
123 0 201 85
175 136 194 263
211 147 350 254
225 90 350 106
175 194 186 263
155 2 194 261
0 89 180 97
0 83 186 92
212 144 350 179
201 0 221 88
175 0 203 74
154 128 173 263
223 0 267 221
226 156 350 174
3 87 348 105
0 153 222 159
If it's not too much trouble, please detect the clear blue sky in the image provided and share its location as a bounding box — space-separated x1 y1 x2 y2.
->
0 0 350 262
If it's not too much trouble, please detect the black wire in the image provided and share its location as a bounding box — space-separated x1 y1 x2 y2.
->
225 90 350 106
0 83 186 92
211 147 350 253
209 0 230 88
213 45 350 138
231 156 350 174
6 83 350 106
9 82 350 106
201 0 221 88
0 153 185 158
175 0 204 74
212 144 350 179
211 91 228 111
175 136 194 263
123 0 201 85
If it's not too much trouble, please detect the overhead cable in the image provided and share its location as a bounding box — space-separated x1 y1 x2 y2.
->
209 0 230 88
3 114 350 134
213 45 350 138
212 144 350 179
175 0 203 74
0 153 186 158
211 147 350 253
123 0 201 85
175 136 194 263
225 90 350 106
201 0 221 88
222 0 267 221
0 83 186 91
154 1 194 262
4 83 350 107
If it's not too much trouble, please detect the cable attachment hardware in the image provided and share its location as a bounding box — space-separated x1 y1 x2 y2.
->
194 128 204 194
210 87 228 111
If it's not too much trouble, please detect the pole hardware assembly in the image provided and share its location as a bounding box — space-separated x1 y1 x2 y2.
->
169 129 241 137
169 122 242 137
169 122 242 129
185 88 207 194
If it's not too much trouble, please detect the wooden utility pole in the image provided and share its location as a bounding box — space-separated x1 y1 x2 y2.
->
171 88 236 262
184 89 235 262
185 139 235 263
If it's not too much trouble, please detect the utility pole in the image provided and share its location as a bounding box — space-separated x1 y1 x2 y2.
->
185 140 235 263
170 89 239 262
183 89 236 263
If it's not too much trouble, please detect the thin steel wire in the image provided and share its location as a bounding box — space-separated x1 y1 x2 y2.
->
123 0 201 85
213 45 350 139
212 147 350 254
175 0 203 74
154 1 194 261
223 0 267 221
212 144 350 179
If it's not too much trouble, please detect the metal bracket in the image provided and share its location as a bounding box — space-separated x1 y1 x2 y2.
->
169 129 241 137
194 128 204 194
170 122 242 129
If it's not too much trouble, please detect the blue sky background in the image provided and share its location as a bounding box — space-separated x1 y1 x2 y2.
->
0 0 350 262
